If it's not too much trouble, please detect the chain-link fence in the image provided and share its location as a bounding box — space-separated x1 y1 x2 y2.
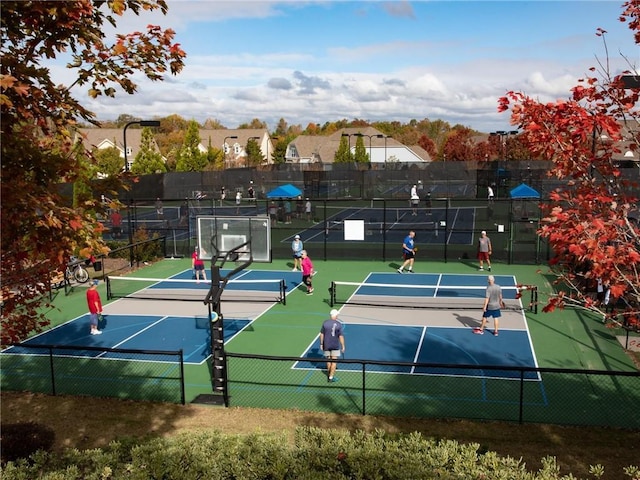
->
1 344 186 404
226 352 640 428
96 159 638 264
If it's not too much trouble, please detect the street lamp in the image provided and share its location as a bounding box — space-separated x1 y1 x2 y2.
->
359 134 384 163
223 135 238 169
383 135 391 165
489 130 519 160
122 119 160 266
123 120 161 172
489 130 518 198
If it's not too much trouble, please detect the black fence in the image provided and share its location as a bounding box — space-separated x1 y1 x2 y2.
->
90 159 638 264
1 344 186 404
225 352 640 429
112 197 548 264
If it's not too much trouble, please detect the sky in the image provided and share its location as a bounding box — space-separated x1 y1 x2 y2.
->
51 1 639 133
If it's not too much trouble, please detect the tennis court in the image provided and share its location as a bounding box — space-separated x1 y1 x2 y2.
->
285 205 479 246
2 269 302 366
294 273 540 381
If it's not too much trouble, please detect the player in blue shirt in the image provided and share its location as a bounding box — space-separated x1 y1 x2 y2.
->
397 230 416 273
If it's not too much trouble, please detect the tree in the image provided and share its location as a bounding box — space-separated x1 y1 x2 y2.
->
131 127 166 174
238 118 267 129
353 134 369 164
94 145 124 177
0 1 186 344
175 120 206 171
245 138 263 167
498 1 640 329
334 135 353 163
271 135 292 164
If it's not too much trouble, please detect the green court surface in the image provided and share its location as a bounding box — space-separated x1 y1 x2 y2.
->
4 257 639 427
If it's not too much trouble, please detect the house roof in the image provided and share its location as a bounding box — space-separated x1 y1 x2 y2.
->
289 128 426 163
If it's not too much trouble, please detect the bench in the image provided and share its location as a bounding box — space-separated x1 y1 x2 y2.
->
48 270 69 299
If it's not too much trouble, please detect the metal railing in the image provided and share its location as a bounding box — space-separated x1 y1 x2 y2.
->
1 344 185 404
225 352 640 428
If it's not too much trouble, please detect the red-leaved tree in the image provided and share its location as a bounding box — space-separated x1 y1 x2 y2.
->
499 0 640 329
0 1 186 344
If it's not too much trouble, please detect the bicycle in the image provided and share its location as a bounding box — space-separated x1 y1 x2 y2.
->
66 256 90 284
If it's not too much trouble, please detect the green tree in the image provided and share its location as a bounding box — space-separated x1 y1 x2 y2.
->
0 0 186 344
353 134 369 164
131 127 166 174
93 145 124 177
245 138 263 167
274 118 288 137
175 120 206 171
271 135 292 164
334 135 353 163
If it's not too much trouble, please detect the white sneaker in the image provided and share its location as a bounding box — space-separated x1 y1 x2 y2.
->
397 269 403 274
91 330 102 335
292 268 297 271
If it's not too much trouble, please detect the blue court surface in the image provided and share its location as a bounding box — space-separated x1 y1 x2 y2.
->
288 206 478 246
4 314 250 365
3 269 303 365
295 324 539 380
295 272 540 381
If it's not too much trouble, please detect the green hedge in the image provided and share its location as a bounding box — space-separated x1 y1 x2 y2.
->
2 427 639 479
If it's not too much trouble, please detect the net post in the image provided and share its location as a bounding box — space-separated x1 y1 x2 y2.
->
106 276 112 300
329 281 336 307
280 279 286 305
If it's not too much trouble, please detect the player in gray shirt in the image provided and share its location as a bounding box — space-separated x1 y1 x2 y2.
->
474 275 505 336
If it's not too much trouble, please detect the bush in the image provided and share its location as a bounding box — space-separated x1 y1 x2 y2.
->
1 422 55 464
1 427 638 479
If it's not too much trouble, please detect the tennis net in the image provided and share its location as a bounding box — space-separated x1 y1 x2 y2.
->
329 281 537 312
106 276 287 304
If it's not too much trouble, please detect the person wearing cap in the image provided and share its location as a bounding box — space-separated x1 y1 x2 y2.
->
86 279 103 335
291 234 303 271
410 184 419 215
477 230 492 271
320 309 345 382
192 245 207 283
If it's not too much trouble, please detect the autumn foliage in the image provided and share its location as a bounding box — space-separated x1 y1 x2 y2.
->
499 1 640 330
0 1 185 344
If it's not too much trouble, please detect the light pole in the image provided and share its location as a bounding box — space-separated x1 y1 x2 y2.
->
223 135 237 169
383 135 391 165
122 120 160 267
123 120 161 172
489 130 518 198
353 133 384 164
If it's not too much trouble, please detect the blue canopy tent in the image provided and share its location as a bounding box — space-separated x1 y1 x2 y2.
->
510 183 540 199
510 183 540 221
266 184 302 199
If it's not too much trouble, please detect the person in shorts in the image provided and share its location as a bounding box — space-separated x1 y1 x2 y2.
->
291 234 303 271
474 275 505 336
192 246 207 283
397 230 416 273
477 230 492 271
320 309 345 382
86 279 103 335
